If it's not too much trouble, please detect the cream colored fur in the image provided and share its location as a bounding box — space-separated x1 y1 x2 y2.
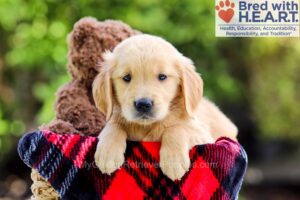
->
93 34 238 181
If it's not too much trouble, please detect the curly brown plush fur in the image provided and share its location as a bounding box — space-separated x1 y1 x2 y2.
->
44 17 139 135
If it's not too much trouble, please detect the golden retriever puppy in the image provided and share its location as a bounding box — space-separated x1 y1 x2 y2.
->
93 34 237 181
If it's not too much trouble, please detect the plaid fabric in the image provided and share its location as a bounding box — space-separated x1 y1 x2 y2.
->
18 130 247 200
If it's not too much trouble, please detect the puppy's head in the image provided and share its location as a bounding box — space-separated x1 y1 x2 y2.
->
93 35 203 125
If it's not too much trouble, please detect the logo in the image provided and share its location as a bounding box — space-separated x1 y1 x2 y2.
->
216 0 235 23
215 0 300 37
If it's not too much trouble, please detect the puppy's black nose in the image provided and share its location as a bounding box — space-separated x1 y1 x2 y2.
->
134 98 153 113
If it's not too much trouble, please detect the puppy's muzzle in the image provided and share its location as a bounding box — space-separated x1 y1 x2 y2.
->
134 98 153 113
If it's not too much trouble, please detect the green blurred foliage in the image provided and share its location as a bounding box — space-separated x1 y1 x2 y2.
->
0 0 299 160
249 39 300 138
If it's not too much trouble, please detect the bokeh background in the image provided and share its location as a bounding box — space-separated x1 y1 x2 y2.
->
0 0 300 199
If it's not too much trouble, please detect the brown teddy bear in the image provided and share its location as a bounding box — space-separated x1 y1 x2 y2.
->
31 17 139 199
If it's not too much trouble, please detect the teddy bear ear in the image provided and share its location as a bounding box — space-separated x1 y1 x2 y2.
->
67 17 103 82
67 17 140 85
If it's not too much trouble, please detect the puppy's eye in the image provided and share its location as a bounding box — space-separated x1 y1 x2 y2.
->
158 74 167 81
122 74 131 82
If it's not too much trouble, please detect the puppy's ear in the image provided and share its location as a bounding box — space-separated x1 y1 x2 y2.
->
93 51 114 120
180 56 203 117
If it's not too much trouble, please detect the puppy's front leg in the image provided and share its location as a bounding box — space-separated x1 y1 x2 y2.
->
159 129 190 181
94 123 127 174
160 126 213 181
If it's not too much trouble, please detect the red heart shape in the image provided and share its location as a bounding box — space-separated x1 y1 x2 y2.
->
218 9 234 23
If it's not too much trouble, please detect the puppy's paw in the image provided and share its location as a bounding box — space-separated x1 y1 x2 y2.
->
94 141 126 175
159 146 191 181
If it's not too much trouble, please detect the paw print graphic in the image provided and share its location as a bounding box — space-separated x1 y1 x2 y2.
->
216 0 235 23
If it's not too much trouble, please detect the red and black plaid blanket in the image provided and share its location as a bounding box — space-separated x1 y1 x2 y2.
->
18 130 247 200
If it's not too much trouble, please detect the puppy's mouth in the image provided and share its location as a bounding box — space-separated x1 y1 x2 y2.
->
134 112 157 124
135 113 154 120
